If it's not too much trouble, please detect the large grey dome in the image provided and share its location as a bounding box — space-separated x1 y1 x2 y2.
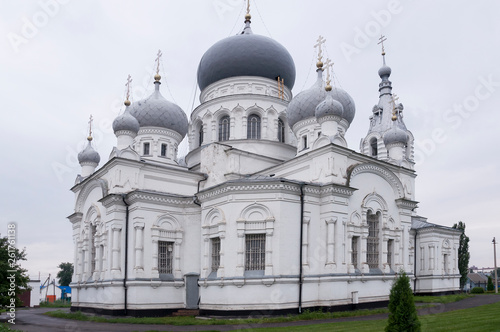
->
78 141 100 165
197 27 296 91
130 82 188 138
112 107 140 134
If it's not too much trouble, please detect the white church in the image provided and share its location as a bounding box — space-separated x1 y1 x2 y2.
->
68 9 461 316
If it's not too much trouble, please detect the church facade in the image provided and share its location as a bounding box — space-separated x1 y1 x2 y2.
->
68 13 461 316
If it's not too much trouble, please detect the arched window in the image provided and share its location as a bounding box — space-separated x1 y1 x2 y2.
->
370 138 378 157
247 114 261 139
198 123 204 147
90 224 97 273
277 118 285 143
219 116 230 141
367 211 380 268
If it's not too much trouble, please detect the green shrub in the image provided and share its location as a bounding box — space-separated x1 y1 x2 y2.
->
386 271 421 332
471 287 485 294
487 276 494 291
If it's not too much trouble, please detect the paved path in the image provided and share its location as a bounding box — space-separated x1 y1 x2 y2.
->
6 295 500 332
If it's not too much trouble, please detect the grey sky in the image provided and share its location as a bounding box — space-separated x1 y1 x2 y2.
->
1 0 498 279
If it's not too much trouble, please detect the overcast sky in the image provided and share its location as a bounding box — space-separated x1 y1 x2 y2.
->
1 0 499 281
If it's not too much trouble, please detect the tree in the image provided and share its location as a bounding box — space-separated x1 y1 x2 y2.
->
487 276 494 291
452 221 470 290
0 236 30 307
386 271 421 332
56 262 74 286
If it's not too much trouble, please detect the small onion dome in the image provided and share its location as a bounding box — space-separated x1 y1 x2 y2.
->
378 64 392 79
287 70 327 128
315 92 344 119
112 104 140 134
129 81 188 138
383 125 408 146
197 26 296 91
287 70 356 128
78 140 100 165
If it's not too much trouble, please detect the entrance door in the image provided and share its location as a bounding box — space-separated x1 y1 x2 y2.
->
185 273 200 309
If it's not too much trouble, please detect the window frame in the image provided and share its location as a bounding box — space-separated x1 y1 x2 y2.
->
245 233 266 271
367 211 380 269
158 240 174 275
277 118 285 143
143 142 150 156
218 116 230 141
247 114 261 139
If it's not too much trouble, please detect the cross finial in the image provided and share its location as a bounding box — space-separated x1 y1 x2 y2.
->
124 75 132 106
314 35 326 68
324 58 334 88
155 50 162 76
244 0 251 22
378 35 387 55
88 115 94 141
277 76 285 100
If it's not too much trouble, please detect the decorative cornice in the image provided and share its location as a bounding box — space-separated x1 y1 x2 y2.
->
138 127 183 142
198 182 300 201
395 198 418 210
67 212 83 224
98 194 124 209
292 117 319 133
127 191 195 206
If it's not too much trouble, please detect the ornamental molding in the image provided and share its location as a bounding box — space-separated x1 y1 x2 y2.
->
127 191 195 206
292 117 319 133
137 128 183 141
348 163 404 198
395 198 418 210
317 114 342 124
198 182 300 201
99 194 124 209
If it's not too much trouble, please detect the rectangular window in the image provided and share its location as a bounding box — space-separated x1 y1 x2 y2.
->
352 236 359 269
143 142 150 155
91 225 97 273
211 237 221 272
245 234 265 271
160 143 167 157
302 136 308 149
387 239 393 267
367 212 379 268
158 241 174 274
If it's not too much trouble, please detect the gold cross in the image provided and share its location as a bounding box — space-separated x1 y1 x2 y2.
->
125 74 132 101
324 58 334 85
277 76 284 100
88 115 93 138
391 94 399 121
314 35 326 62
246 0 250 15
378 35 387 55
155 50 162 75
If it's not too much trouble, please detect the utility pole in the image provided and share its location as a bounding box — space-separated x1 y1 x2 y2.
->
494 237 498 294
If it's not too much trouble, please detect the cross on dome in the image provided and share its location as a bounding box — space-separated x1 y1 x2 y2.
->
124 74 132 106
154 50 162 82
87 115 93 141
324 58 333 90
314 35 326 68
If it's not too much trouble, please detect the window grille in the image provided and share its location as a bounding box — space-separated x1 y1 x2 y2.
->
158 241 174 274
247 114 261 139
219 116 230 141
367 212 379 268
245 234 265 271
277 119 285 143
211 238 221 272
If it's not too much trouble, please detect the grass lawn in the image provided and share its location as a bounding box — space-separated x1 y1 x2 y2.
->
39 300 71 308
44 294 495 331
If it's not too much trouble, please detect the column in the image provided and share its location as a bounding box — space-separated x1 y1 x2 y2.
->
111 225 122 271
325 218 336 266
174 238 182 279
134 222 145 270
